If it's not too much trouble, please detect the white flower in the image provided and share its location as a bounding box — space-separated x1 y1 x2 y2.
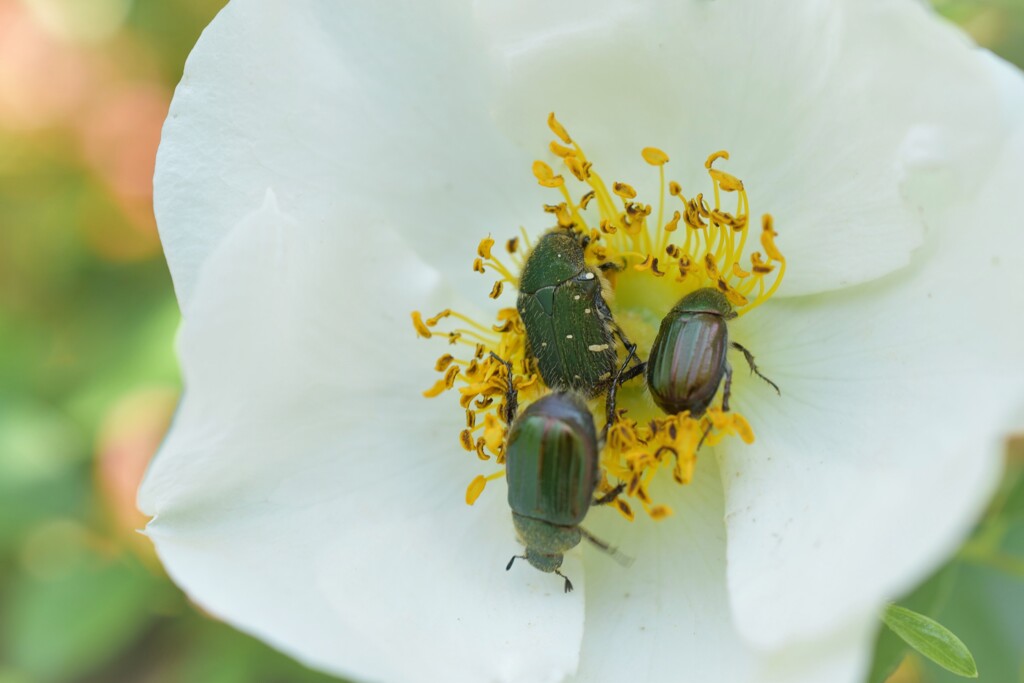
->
139 2 1024 682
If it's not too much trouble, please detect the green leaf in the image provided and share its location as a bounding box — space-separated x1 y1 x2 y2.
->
883 604 978 678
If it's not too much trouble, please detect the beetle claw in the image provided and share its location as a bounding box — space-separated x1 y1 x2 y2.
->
556 570 574 593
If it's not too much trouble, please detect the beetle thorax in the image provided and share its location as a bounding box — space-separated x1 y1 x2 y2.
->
512 513 582 569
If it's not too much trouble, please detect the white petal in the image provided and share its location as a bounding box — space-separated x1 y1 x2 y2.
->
155 0 538 311
475 0 1014 296
566 457 874 683
139 195 583 683
719 108 1024 649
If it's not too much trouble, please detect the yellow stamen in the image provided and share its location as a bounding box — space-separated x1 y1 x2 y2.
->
642 147 669 166
547 112 572 144
466 470 505 505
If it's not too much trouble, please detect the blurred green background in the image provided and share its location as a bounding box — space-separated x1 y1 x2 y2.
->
0 1 1021 682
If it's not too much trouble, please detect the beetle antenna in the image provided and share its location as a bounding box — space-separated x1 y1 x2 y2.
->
489 352 519 424
506 554 526 571
597 260 624 273
579 527 634 568
555 570 574 593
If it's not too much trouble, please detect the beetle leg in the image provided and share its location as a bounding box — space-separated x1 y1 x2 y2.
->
722 361 733 412
695 422 714 452
616 362 647 385
580 527 633 568
488 352 519 424
597 260 624 273
608 323 645 379
730 342 781 395
592 482 626 506
555 570 574 593
601 344 639 441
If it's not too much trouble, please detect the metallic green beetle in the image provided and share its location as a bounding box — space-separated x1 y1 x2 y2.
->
646 287 779 417
492 356 627 593
517 228 644 399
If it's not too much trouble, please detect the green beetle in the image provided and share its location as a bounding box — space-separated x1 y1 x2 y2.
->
492 356 627 593
517 228 644 398
646 287 779 417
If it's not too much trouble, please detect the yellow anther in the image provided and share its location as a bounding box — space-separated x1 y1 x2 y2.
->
649 505 673 520
506 237 520 254
477 236 495 259
613 182 637 199
475 438 490 461
459 429 474 451
466 476 487 504
709 168 744 192
669 181 683 197
489 281 504 299
721 283 749 307
532 160 564 188
549 141 575 158
472 258 485 273
533 160 554 181
750 252 772 272
579 190 596 209
732 413 755 444
642 147 669 166
664 210 681 233
547 112 572 144
422 378 448 398
710 210 734 227
704 253 720 279
411 311 432 338
731 263 751 279
435 354 455 372
466 470 507 506
614 498 634 520
564 156 590 181
425 310 450 326
705 150 730 168
761 214 784 261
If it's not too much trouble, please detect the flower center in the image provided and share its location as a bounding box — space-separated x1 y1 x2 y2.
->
412 114 784 520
